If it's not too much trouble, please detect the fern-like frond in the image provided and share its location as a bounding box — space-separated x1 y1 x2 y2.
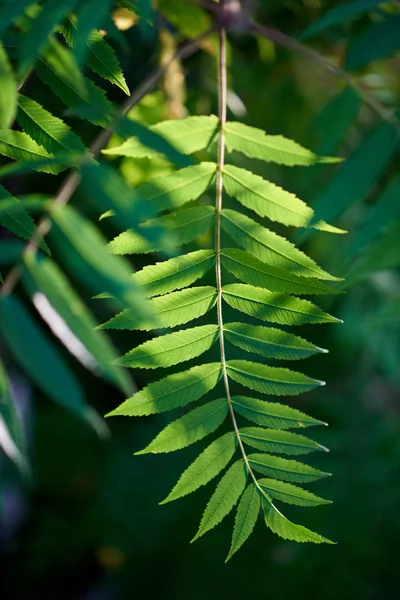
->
136 398 228 454
107 363 222 416
100 286 218 331
118 324 219 369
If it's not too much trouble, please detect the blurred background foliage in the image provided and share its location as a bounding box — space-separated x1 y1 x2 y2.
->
1 0 400 598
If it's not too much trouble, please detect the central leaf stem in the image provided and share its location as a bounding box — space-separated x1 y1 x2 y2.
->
215 14 260 490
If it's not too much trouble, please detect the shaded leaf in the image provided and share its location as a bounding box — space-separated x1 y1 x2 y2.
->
240 427 328 455
161 432 237 504
224 322 327 360
100 286 217 331
263 499 334 543
223 283 340 326
23 250 133 395
226 360 324 396
136 397 228 454
0 40 17 129
232 395 326 429
221 209 339 280
0 295 105 435
107 363 222 416
118 324 219 369
226 483 260 561
192 459 248 541
248 453 330 483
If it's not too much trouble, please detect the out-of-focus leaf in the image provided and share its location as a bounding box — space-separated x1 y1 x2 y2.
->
22 250 134 396
310 122 398 226
0 185 50 253
301 0 381 39
346 16 400 71
0 358 28 476
0 294 106 436
0 41 17 129
50 204 152 319
0 130 62 174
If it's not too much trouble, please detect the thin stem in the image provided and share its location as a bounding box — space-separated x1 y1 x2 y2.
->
0 26 216 297
215 10 260 490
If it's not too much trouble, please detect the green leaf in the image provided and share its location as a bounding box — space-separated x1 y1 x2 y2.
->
113 118 194 168
0 359 28 475
69 0 115 64
161 432 237 504
136 397 228 454
192 459 248 541
63 22 130 95
226 360 324 396
0 240 24 267
345 15 400 71
100 286 218 331
16 94 87 156
224 121 339 166
0 41 17 129
0 130 61 174
310 122 399 226
346 175 400 259
259 478 329 507
104 115 219 158
263 499 334 543
224 323 327 360
232 396 326 429
0 295 105 435
132 249 215 297
223 283 340 326
0 184 50 253
0 0 36 37
80 162 164 236
107 362 222 417
22 250 134 396
36 43 113 126
109 206 215 255
231 395 326 429
37 35 88 99
114 163 216 216
19 0 78 72
221 249 338 295
248 453 330 483
50 204 151 318
301 0 381 39
118 324 219 369
240 427 328 455
345 219 400 283
221 209 339 281
226 483 260 561
223 164 344 233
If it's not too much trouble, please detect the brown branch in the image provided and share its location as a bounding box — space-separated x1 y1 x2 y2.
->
0 26 216 297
